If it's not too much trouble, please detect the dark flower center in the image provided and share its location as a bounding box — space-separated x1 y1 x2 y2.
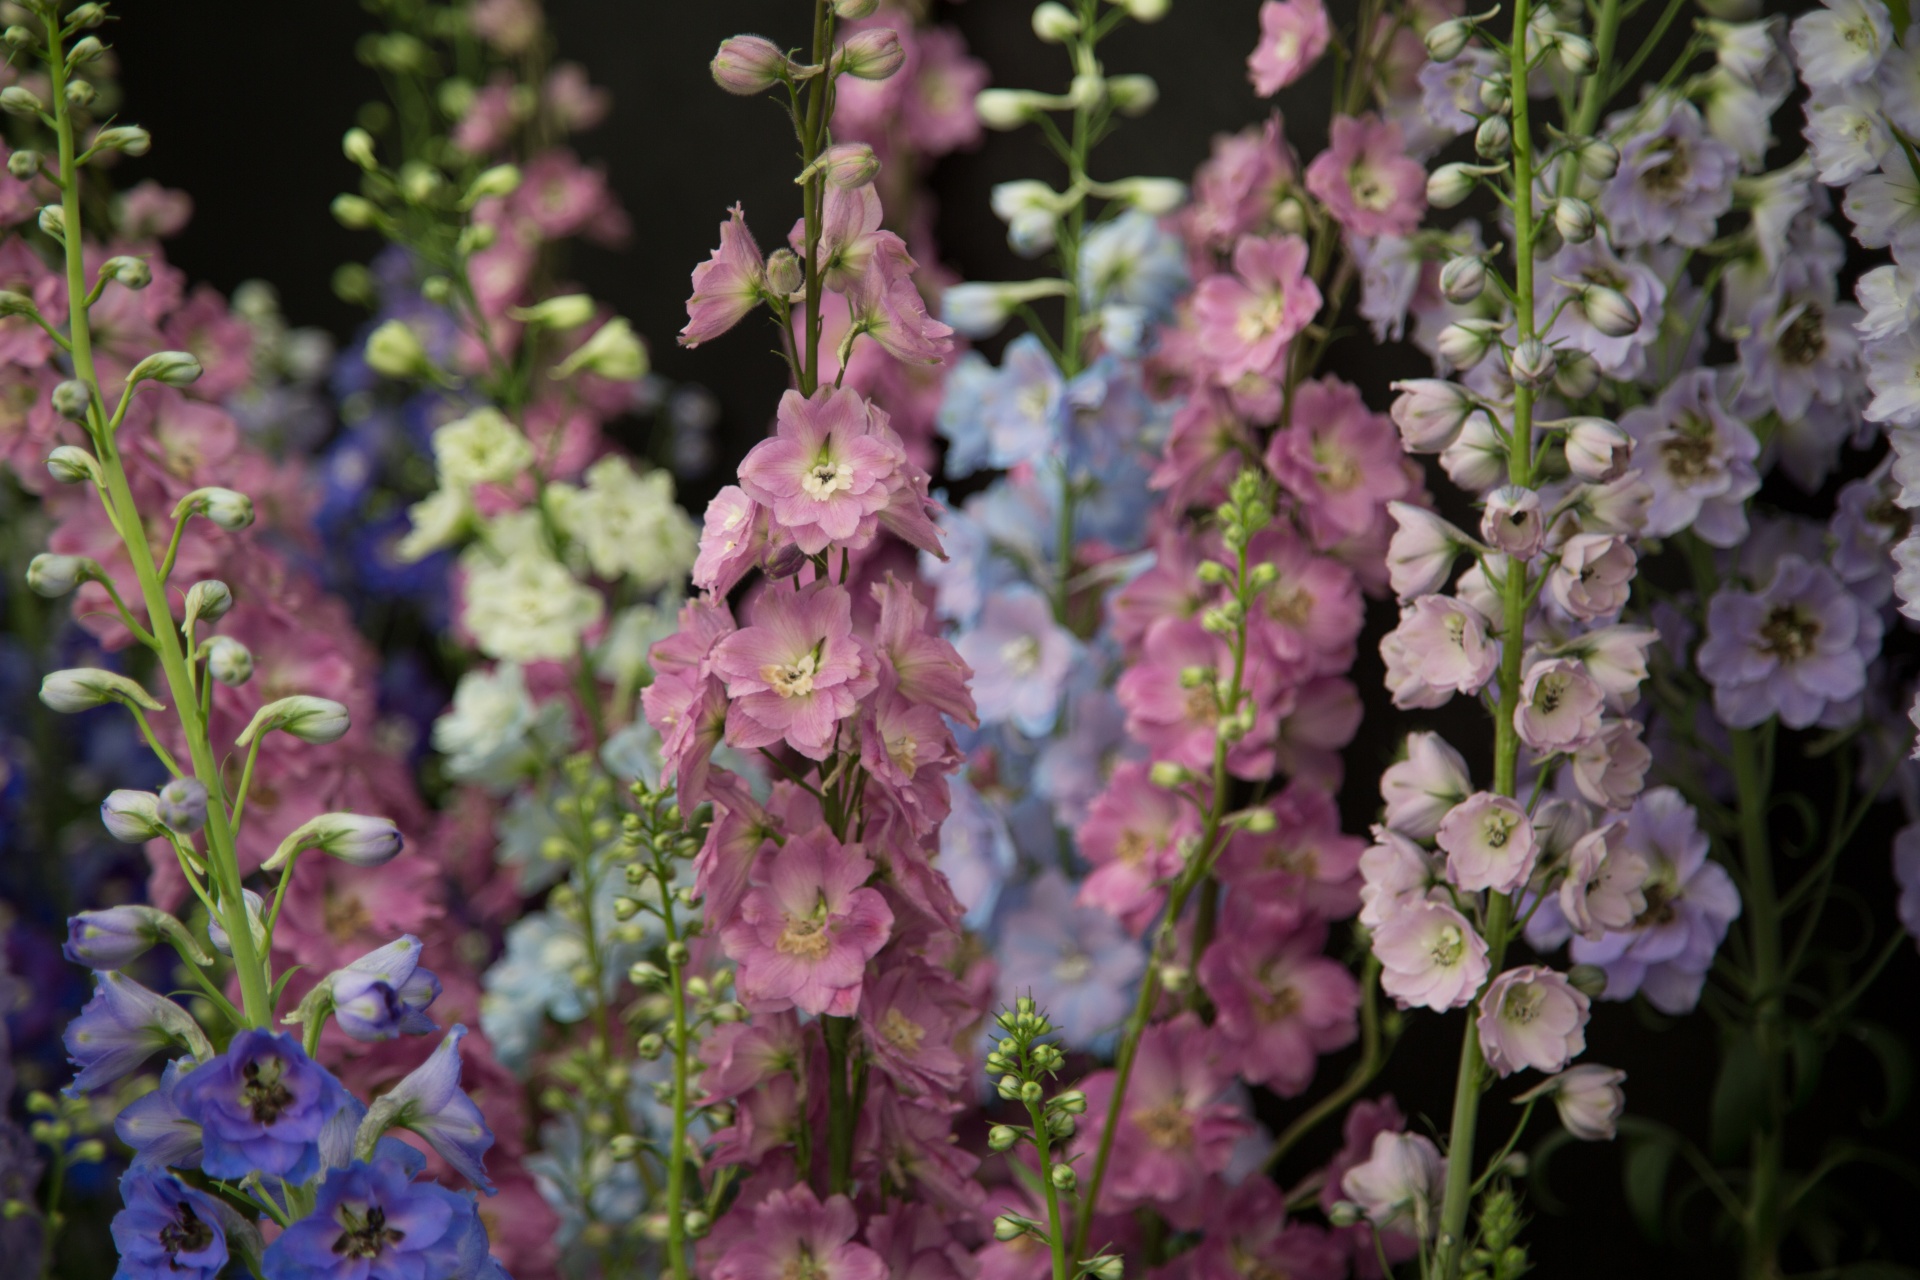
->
240 1057 295 1125
1635 880 1678 928
333 1204 406 1260
159 1203 214 1259
1777 303 1827 366
1659 414 1718 484
1759 604 1820 663
1867 494 1912 538
1641 142 1691 195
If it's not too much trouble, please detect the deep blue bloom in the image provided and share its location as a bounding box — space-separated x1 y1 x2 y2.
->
329 936 440 1042
64 971 205 1095
367 1025 496 1192
262 1155 487 1280
116 1058 203 1170
110 1167 230 1280
175 1030 353 1184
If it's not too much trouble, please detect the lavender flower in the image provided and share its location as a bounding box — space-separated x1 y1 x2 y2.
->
1698 555 1878 729
993 872 1145 1050
175 1030 354 1184
111 1168 241 1280
954 585 1081 736
326 936 442 1042
357 1025 497 1192
64 972 210 1095
116 1058 204 1170
261 1155 486 1280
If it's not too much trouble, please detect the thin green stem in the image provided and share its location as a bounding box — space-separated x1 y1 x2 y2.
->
660 859 694 1280
824 1013 856 1195
1026 1097 1072 1280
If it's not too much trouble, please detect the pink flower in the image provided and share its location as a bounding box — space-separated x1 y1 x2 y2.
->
1215 780 1363 917
1379 595 1499 708
1570 718 1652 809
693 485 769 595
1548 533 1636 621
507 150 624 244
1199 901 1358 1096
1248 0 1331 95
846 244 955 366
1151 389 1257 510
1303 114 1426 239
857 683 959 830
713 1185 886 1280
1380 731 1471 840
1531 1064 1627 1140
1557 823 1648 942
738 387 903 555
710 581 876 760
1436 792 1537 895
721 827 893 1017
856 959 969 1099
1264 377 1413 546
870 575 976 726
454 79 516 154
1183 118 1295 253
681 203 767 348
1475 966 1590 1076
1358 827 1438 930
1339 1130 1446 1239
1117 619 1285 779
1072 1013 1253 1215
1191 235 1322 383
1515 658 1605 753
1373 899 1489 1011
1247 529 1365 676
1076 762 1197 935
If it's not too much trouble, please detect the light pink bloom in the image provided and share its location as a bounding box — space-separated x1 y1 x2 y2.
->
1215 780 1365 919
710 582 876 760
738 387 903 555
1480 486 1544 559
1548 533 1636 620
1570 719 1652 809
1373 899 1489 1010
1340 1130 1446 1238
1385 501 1469 600
846 243 954 365
1476 965 1589 1076
692 485 767 595
1071 1014 1254 1213
1304 114 1426 239
1530 1064 1627 1140
1358 827 1438 929
1246 528 1365 677
1561 624 1659 708
857 960 969 1099
1199 901 1358 1096
721 828 892 1017
713 1185 886 1280
857 681 958 831
1515 658 1605 753
1437 792 1537 895
1117 618 1285 779
1389 378 1477 452
1380 731 1472 839
870 574 975 726
1077 762 1196 935
1248 0 1331 95
680 203 767 348
1381 595 1498 708
1183 117 1295 252
1265 377 1414 546
1191 235 1322 384
1557 822 1648 942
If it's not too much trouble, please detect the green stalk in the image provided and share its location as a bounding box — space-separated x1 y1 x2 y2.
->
1026 1095 1072 1280
1730 725 1783 1280
659 860 694 1280
1434 1 1538 1271
798 0 831 396
823 1014 855 1194
43 11 272 1028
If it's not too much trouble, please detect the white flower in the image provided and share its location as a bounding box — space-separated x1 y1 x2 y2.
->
461 547 604 663
1804 81 1891 184
553 456 698 588
595 603 674 690
433 663 537 781
1855 263 1920 341
1865 329 1920 428
1842 163 1920 255
1879 40 1920 134
396 485 474 562
1790 0 1892 89
433 407 536 488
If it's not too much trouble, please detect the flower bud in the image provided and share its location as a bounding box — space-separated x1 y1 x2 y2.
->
68 35 106 67
1086 1256 1125 1280
1425 16 1475 60
204 636 254 687
206 889 267 957
365 319 430 378
41 668 165 714
507 293 596 330
462 163 522 207
26 553 97 598
1552 197 1595 243
758 247 802 299
1427 163 1482 209
341 127 378 171
1480 485 1545 559
837 29 905 81
1 26 33 51
711 35 790 95
1577 138 1620 181
93 126 152 157
1048 1163 1077 1191
1390 378 1478 451
1034 2 1082 40
100 256 152 290
1435 319 1503 370
1479 72 1511 112
1121 0 1171 21
834 0 881 15
987 1124 1020 1152
993 1215 1030 1242
101 790 166 843
128 351 203 388
64 905 191 970
6 149 36 179
46 444 100 485
157 779 209 834
1564 417 1632 481
265 812 405 871
237 695 352 747
975 88 1041 130
817 141 879 190
51 384 91 430
1148 760 1193 788
1475 114 1512 159
174 486 255 531
1439 255 1486 304
1556 33 1597 75
1553 348 1601 399
1107 175 1185 213
552 317 647 381
1566 964 1608 998
1508 337 1557 387
1106 74 1159 115
1578 284 1640 338
70 5 107 29
0 86 43 117
331 194 381 230
37 206 64 240
1328 1201 1363 1227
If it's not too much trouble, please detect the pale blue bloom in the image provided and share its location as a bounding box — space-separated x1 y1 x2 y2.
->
1078 210 1188 320
936 334 1063 477
993 872 1146 1051
955 585 1081 737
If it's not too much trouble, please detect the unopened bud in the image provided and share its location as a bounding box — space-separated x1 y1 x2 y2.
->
1427 163 1483 209
1425 16 1475 60
764 248 803 297
993 1215 1031 1243
1435 319 1503 370
101 257 152 291
0 86 43 117
47 444 100 485
70 5 107 29
1553 348 1601 399
1439 255 1486 304
711 35 790 95
1106 74 1158 115
508 293 596 330
331 194 381 230
93 126 152 157
975 88 1041 130
237 695 351 747
129 351 204 388
37 205 64 239
67 35 106 67
174 486 254 531
365 319 430 378
815 141 879 190
553 317 647 382
1 26 33 51
837 28 905 81
158 779 209 834
1049 1163 1077 1191
635 1033 665 1061
40 667 164 714
1148 760 1193 788
1553 197 1595 243
1474 115 1511 159
1564 416 1631 481
462 163 521 207
1567 963 1608 998
27 553 98 598
1121 0 1171 20
1557 33 1597 75
1085 1256 1125 1280
342 127 378 171
1479 73 1511 112
202 636 251 688
1579 284 1640 338
6 149 36 179
1508 337 1557 387
1577 138 1620 181
101 790 166 844
988 1124 1020 1152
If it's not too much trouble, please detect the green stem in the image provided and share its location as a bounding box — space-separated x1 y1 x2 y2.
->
1731 725 1784 1280
823 1014 856 1195
660 862 693 1280
798 0 831 396
1265 953 1387 1171
1026 1097 1072 1280
44 14 272 1028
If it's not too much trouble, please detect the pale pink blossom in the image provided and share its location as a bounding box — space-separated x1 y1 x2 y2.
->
1077 762 1195 935
1191 235 1322 383
1199 901 1359 1096
1304 114 1426 239
1248 0 1332 94
1381 595 1499 708
738 387 903 555
1557 822 1649 942
1385 501 1469 600
1358 827 1437 929
1570 719 1652 809
1476 965 1589 1076
680 203 767 348
1340 1130 1446 1238
693 485 767 595
1515 658 1606 752
1380 731 1472 839
1548 533 1636 620
1528 1064 1627 1140
710 582 876 760
1436 792 1538 895
713 1185 886 1280
721 828 893 1017
1373 899 1489 1010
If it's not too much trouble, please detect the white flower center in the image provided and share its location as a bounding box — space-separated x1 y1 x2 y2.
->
803 460 855 500
763 651 820 698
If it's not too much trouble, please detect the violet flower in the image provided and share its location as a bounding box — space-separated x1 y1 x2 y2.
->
260 1155 484 1280
64 971 209 1095
175 1029 354 1184
1697 554 1877 729
110 1168 235 1280
360 1025 496 1193
327 935 442 1042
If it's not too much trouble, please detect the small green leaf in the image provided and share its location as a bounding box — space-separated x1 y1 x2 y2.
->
1846 1020 1912 1129
1710 1028 1765 1162
269 965 307 1014
1623 1132 1676 1241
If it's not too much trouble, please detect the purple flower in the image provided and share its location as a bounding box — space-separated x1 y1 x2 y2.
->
116 1058 204 1170
64 971 208 1095
935 335 1063 477
1619 369 1760 546
64 906 163 970
261 1156 485 1280
1537 237 1666 378
328 936 441 1042
111 1168 236 1280
1698 555 1878 729
1736 256 1863 421
1601 95 1738 248
953 585 1080 737
175 1030 353 1184
361 1025 496 1193
993 871 1145 1050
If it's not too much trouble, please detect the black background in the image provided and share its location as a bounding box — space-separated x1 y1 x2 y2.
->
100 1 1920 1274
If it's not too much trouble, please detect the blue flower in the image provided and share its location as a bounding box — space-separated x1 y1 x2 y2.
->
481 911 595 1072
110 1167 234 1280
63 971 207 1095
115 1058 203 1170
262 1155 490 1280
328 936 441 1042
939 777 1019 932
936 335 1063 477
63 906 162 970
1078 210 1189 320
1034 688 1138 829
363 1025 496 1193
174 1030 353 1184
993 871 1145 1052
954 585 1081 737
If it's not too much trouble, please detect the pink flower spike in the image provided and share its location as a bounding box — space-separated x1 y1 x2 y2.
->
710 580 876 761
1303 114 1426 239
720 827 893 1018
1476 966 1590 1077
738 387 903 556
681 203 767 348
1192 234 1322 384
1248 0 1331 96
